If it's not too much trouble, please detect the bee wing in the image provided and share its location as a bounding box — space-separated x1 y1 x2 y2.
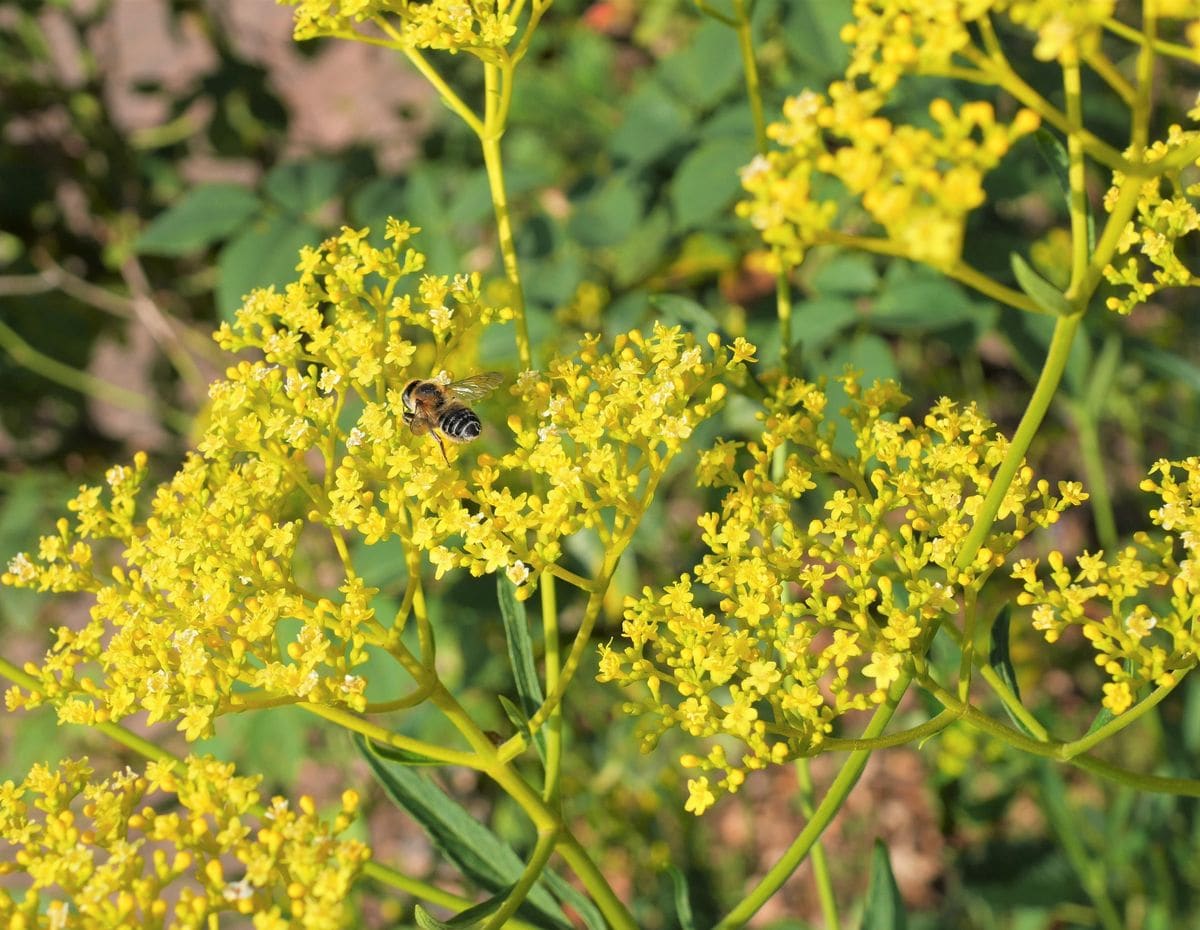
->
445 371 504 403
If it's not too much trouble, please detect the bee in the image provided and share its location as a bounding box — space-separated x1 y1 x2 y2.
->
401 371 504 463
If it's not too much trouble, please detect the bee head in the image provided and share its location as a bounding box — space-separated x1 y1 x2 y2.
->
401 380 420 412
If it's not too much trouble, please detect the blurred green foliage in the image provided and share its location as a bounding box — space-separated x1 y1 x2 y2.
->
4 1 1200 928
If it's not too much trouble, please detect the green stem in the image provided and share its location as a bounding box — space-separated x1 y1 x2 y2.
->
1060 679 1180 759
1037 762 1125 930
482 63 532 369
1104 16 1197 62
713 674 909 929
0 319 191 433
954 313 1080 570
541 572 563 806
480 827 561 930
1072 407 1118 550
814 709 957 752
978 664 1050 742
301 702 483 768
556 831 638 930
795 759 841 930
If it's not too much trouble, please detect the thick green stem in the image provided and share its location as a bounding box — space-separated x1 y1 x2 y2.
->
541 572 563 806
482 65 532 369
795 759 841 930
713 675 908 929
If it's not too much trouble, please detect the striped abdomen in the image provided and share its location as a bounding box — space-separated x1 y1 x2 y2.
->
438 405 482 442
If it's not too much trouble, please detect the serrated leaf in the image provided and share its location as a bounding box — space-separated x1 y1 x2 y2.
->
215 214 322 323
354 736 571 930
263 159 345 214
668 867 697 930
497 576 546 764
413 887 514 930
135 183 260 256
1011 253 1072 316
862 839 907 930
1035 128 1095 252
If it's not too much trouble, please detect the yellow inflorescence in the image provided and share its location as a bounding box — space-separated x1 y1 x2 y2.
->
1 220 515 738
738 83 1040 270
1103 116 1200 315
599 374 1085 814
430 325 757 595
285 0 517 51
1014 458 1200 714
0 756 368 930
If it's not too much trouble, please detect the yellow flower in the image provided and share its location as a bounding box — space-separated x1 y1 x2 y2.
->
0 756 369 926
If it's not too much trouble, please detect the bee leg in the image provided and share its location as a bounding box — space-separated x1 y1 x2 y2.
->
431 430 450 465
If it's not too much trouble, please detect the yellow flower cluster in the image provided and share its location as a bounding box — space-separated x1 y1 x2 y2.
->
842 0 1115 86
286 0 517 51
1103 118 1200 315
430 324 757 595
599 374 1086 814
0 755 368 930
2 220 512 739
1013 458 1200 714
738 83 1039 269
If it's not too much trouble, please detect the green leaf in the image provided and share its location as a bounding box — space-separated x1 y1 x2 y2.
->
658 20 744 111
668 867 697 930
811 253 879 296
542 871 606 930
987 604 1036 737
569 175 644 248
669 136 751 231
872 264 979 332
497 695 544 766
1034 128 1094 252
791 296 859 356
862 839 907 930
611 207 671 287
1011 253 1072 316
135 183 261 256
215 214 322 322
413 888 514 930
610 81 691 166
648 294 721 335
354 736 571 930
364 738 445 766
497 575 546 760
263 159 346 215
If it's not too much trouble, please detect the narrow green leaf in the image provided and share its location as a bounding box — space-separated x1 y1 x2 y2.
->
1011 253 1073 317
1035 128 1095 252
542 871 606 930
354 736 571 930
364 738 445 766
862 839 907 930
135 183 260 256
497 695 544 766
413 887 514 930
497 576 547 763
987 604 1036 737
668 867 697 930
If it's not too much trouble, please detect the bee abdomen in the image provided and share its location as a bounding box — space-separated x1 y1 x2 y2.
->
439 406 482 441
